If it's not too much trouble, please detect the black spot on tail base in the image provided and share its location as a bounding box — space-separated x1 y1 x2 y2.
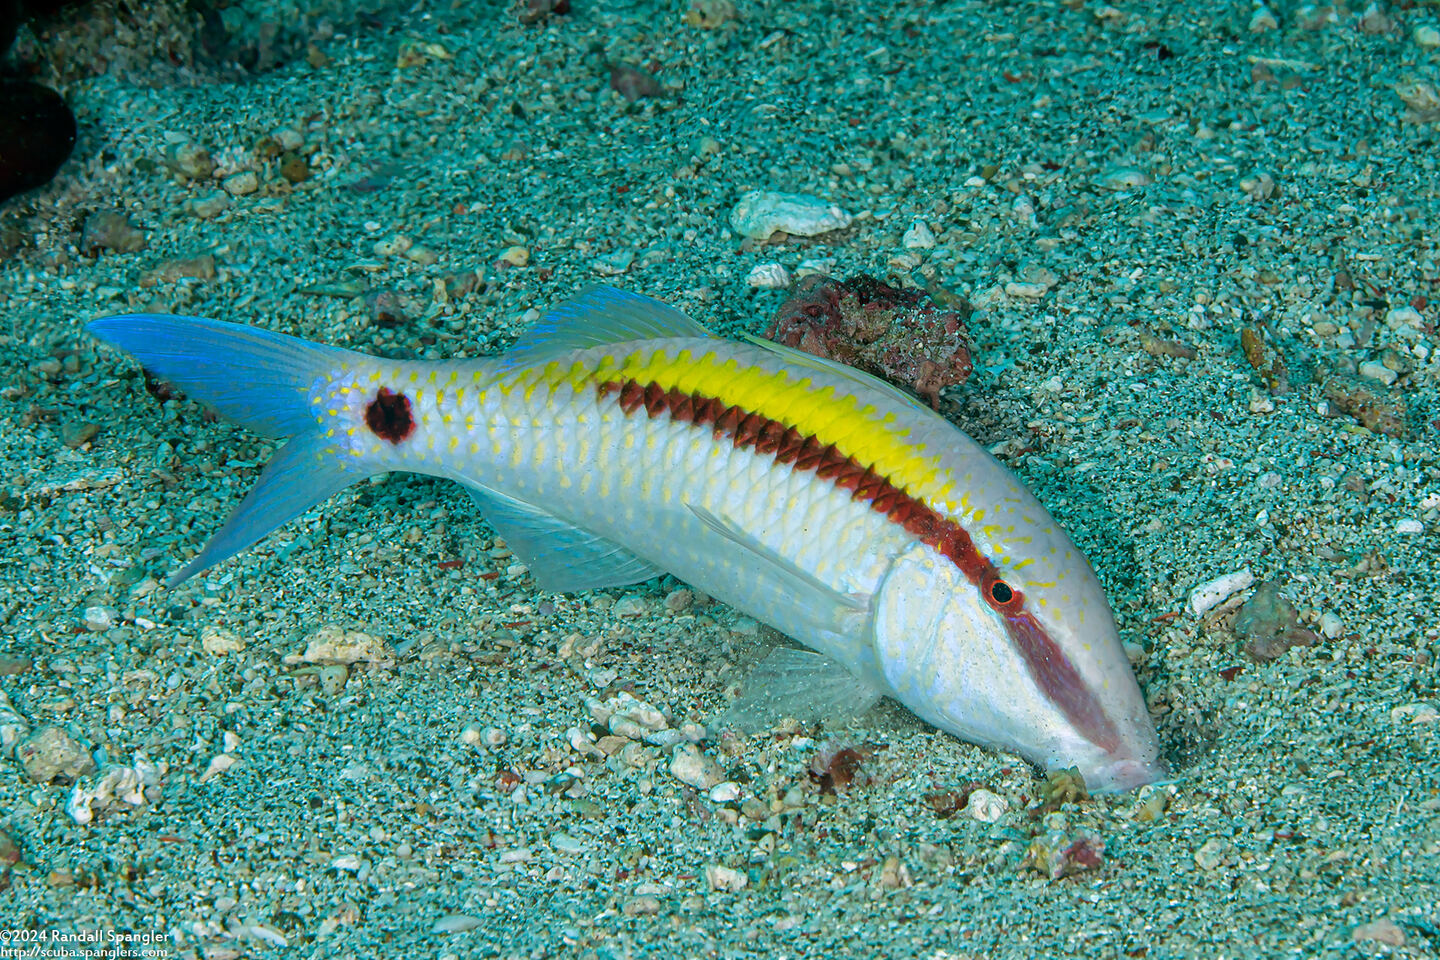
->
365 387 414 443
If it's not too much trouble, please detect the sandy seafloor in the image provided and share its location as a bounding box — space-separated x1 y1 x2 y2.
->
0 0 1437 956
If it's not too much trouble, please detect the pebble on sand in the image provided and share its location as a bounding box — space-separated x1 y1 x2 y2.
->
141 254 217 286
550 833 585 855
663 587 694 613
590 249 635 276
1186 568 1255 616
80 605 117 631
17 726 95 783
284 624 391 666
608 62 664 102
1391 703 1439 724
162 141 215 180
1028 826 1105 880
964 788 1009 823
704 864 748 891
1249 4 1279 31
201 624 246 656
199 753 238 783
184 192 231 219
623 895 662 916
682 0 737 29
610 595 651 618
221 170 259 196
0 691 29 755
1358 359 1397 387
80 211 147 255
708 781 741 803
61 422 99 449
669 743 723 790
1194 836 1229 871
1095 166 1151 190
745 262 791 288
902 220 936 249
1396 80 1440 123
318 664 349 695
593 691 668 739
1352 918 1406 947
729 191 853 241
66 759 166 825
432 915 483 934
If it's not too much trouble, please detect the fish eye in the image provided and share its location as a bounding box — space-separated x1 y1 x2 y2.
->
984 573 1020 609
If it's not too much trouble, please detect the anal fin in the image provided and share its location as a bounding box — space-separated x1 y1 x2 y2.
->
460 481 662 592
720 646 885 733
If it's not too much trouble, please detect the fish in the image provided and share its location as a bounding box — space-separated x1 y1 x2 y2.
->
87 286 1163 792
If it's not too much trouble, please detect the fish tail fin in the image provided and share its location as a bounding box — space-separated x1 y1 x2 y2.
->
87 313 375 584
87 313 352 438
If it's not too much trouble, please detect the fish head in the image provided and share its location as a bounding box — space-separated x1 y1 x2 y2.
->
874 527 1163 793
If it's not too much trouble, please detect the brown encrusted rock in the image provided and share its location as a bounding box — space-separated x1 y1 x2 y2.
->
1234 580 1319 662
80 210 147 256
762 275 972 408
1027 826 1105 880
1321 373 1406 437
1240 325 1288 394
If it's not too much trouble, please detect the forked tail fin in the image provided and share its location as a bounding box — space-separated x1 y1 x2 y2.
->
88 314 375 584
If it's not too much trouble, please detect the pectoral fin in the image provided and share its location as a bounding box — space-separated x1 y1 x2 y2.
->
719 646 886 733
686 503 869 612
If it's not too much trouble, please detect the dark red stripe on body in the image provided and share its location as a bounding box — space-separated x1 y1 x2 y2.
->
597 376 1121 753
1004 610 1121 752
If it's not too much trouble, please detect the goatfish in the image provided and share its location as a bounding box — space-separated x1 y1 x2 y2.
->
88 286 1163 792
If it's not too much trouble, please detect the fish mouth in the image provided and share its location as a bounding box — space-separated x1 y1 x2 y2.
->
1084 756 1166 794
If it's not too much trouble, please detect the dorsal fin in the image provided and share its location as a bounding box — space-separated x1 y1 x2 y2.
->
500 286 713 371
740 333 929 414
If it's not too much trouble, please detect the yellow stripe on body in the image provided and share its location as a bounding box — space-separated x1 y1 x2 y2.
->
493 346 959 512
622 349 956 509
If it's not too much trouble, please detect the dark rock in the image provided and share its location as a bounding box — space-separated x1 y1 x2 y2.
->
0 79 76 202
1 0 20 53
